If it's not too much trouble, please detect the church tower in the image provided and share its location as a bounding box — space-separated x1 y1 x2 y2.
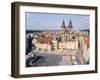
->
61 20 66 32
61 20 67 42
68 19 73 32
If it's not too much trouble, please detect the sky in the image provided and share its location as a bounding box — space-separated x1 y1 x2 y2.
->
25 12 90 31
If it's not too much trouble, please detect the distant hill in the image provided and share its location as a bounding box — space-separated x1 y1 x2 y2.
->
26 30 61 33
80 29 89 32
26 30 43 33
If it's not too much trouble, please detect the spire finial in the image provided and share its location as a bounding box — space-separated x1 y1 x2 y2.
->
61 19 66 28
68 19 73 28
